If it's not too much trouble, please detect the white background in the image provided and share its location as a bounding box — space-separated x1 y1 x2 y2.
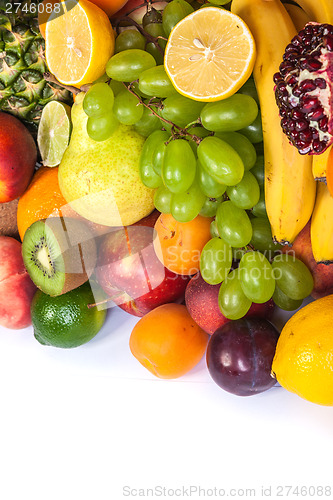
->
0 304 332 500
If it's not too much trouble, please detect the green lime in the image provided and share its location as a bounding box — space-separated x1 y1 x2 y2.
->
31 282 107 348
37 101 71 167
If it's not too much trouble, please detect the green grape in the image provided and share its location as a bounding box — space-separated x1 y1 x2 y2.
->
130 81 152 99
139 65 177 98
200 237 232 285
83 83 114 117
143 8 163 27
106 49 156 82
216 201 252 247
218 268 252 320
252 189 267 218
215 131 257 171
134 104 162 137
272 285 303 311
171 177 206 222
146 42 164 65
154 185 172 213
188 128 210 155
232 247 247 261
255 142 264 156
239 251 276 303
200 95 258 132
115 29 146 52
145 22 167 50
239 111 263 144
93 73 109 84
162 0 194 36
210 219 220 238
237 77 260 105
161 94 205 128
86 113 119 141
250 155 264 186
162 139 196 193
197 160 226 198
197 136 244 186
226 171 260 210
108 79 125 96
152 138 167 176
113 89 144 125
207 0 230 4
200 196 223 217
139 130 169 188
271 253 314 300
250 217 282 254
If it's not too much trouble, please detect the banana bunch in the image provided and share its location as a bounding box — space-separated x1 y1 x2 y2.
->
293 0 333 24
231 0 316 246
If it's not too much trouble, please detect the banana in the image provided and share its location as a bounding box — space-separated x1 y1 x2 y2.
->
284 3 311 31
311 182 333 262
292 0 333 24
312 144 332 181
231 0 316 245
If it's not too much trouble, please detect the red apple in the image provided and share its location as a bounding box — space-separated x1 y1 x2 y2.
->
185 273 275 335
282 221 333 299
0 112 37 203
95 225 190 317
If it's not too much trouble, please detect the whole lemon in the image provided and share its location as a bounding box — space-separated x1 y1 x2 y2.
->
272 295 333 406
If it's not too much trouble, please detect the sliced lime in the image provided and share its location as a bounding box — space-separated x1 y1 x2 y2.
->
37 101 72 167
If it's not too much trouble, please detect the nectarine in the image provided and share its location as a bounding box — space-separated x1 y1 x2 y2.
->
0 113 37 203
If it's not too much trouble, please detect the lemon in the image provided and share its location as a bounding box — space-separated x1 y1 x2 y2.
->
272 295 333 406
37 101 72 167
164 7 256 102
45 0 115 88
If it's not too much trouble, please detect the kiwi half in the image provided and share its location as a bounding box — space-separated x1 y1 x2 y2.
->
22 217 97 296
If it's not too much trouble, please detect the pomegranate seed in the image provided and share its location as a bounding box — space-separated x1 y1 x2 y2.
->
273 72 282 84
324 34 333 51
308 107 325 121
313 140 327 153
300 96 319 113
306 59 322 71
295 119 308 131
299 79 317 92
300 130 313 142
319 116 328 131
291 109 303 120
290 130 299 139
314 78 327 89
292 86 303 97
286 75 297 85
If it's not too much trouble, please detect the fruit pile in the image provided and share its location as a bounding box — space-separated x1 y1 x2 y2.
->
1 0 333 407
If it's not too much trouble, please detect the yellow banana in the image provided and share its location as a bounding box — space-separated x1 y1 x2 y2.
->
312 144 332 181
311 182 333 262
284 3 311 31
293 0 333 23
231 0 316 245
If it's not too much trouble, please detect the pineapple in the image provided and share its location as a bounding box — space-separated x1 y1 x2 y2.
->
0 0 72 130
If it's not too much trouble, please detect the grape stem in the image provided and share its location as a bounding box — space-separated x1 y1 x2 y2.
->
43 72 81 95
113 16 165 55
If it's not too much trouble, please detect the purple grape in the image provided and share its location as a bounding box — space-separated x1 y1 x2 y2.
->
206 318 280 396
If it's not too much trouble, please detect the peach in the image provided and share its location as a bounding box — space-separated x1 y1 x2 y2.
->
0 112 37 203
282 221 333 299
0 236 37 329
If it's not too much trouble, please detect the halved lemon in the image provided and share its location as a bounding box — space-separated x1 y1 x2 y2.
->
45 0 115 88
164 7 256 102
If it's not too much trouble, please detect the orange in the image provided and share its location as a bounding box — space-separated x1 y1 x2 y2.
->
129 303 208 379
164 7 256 101
153 213 213 275
45 0 115 88
17 167 68 240
88 0 129 17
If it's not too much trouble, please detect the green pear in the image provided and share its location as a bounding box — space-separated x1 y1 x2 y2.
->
58 93 155 226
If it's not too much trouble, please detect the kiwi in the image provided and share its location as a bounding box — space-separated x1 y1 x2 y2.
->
22 217 97 296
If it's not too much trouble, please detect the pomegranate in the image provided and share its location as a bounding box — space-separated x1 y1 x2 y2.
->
274 23 333 155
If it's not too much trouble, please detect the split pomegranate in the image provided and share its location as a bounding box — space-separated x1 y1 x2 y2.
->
274 23 333 155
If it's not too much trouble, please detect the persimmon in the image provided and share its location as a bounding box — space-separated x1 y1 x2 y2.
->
153 213 213 275
129 303 208 379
